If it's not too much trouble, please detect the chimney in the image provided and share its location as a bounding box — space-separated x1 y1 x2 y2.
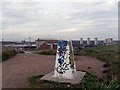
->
87 38 90 45
80 38 83 45
94 38 98 46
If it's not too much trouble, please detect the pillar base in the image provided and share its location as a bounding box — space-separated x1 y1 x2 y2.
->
40 71 86 84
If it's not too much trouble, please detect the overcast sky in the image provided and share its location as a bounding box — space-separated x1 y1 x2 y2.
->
2 0 118 41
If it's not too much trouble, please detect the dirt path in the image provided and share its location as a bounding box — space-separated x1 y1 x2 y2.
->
2 54 55 88
2 54 105 88
75 56 105 78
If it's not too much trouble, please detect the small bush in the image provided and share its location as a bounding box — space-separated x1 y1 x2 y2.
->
39 50 56 55
2 49 17 61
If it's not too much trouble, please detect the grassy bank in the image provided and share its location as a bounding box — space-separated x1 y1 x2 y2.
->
2 49 17 61
28 72 119 89
28 72 98 88
80 45 120 84
38 50 56 55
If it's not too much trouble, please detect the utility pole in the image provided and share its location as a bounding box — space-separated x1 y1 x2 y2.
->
29 37 31 50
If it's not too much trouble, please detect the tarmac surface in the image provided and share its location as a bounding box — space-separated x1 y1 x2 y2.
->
2 54 105 88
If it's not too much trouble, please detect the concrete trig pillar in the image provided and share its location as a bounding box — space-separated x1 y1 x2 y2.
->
40 40 86 84
54 40 76 79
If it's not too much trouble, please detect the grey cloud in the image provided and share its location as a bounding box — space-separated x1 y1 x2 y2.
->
2 1 118 41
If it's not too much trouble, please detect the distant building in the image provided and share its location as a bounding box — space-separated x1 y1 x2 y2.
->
36 39 46 50
104 38 113 45
2 41 36 51
94 38 98 46
35 39 58 50
35 38 119 51
80 38 83 45
87 38 90 45
72 40 80 50
114 40 120 45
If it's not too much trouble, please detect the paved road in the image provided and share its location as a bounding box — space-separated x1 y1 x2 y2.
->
2 54 105 88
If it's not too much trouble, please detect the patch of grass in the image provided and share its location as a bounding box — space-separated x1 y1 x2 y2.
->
28 75 44 88
28 72 96 88
28 72 120 89
80 45 120 85
83 45 119 54
38 50 56 55
80 72 99 89
2 49 17 61
28 75 70 88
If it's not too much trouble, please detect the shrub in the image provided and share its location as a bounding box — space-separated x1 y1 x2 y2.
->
38 50 56 55
2 49 17 61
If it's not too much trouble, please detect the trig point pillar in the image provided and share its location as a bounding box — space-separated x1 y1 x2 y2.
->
53 40 76 79
40 40 86 84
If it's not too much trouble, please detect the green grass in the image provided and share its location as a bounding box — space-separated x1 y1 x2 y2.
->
28 72 120 89
80 45 120 84
2 49 17 61
28 72 98 88
83 45 119 53
38 50 56 55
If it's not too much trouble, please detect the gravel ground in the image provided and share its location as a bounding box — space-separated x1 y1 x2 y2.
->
2 54 105 88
